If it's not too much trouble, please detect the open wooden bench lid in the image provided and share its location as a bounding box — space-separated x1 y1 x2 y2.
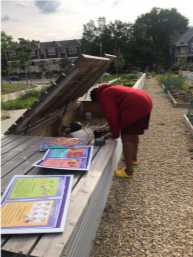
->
5 54 116 135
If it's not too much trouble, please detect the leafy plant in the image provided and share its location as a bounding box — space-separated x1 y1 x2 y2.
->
156 74 167 85
125 81 136 87
128 74 138 80
2 97 38 110
181 83 189 92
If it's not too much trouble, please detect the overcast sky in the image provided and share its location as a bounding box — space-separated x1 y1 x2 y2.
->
1 0 193 43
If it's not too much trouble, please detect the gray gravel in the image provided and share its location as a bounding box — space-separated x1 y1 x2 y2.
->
90 77 193 257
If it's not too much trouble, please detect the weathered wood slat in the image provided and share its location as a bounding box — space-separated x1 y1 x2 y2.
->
1 134 10 140
1 136 44 162
1 135 22 147
1 137 55 190
1 151 45 178
1 136 33 155
1 235 11 247
9 69 79 134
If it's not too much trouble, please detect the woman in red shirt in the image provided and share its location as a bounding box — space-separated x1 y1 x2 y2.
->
90 84 153 178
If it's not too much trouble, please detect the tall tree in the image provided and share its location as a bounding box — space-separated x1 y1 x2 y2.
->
135 7 189 67
81 18 133 71
1 31 15 91
114 50 125 77
9 45 33 86
18 38 40 44
58 58 71 70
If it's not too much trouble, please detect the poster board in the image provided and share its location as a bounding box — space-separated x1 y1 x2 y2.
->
34 146 93 171
1 175 73 234
39 137 85 151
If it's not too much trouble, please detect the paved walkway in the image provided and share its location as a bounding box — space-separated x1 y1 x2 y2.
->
90 78 193 257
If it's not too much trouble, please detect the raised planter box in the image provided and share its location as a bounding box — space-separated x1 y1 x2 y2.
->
161 84 191 108
183 115 193 136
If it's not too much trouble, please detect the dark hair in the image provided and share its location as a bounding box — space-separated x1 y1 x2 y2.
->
90 88 97 102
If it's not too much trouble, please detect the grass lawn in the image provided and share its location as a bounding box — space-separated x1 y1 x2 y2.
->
1 83 37 95
2 97 38 110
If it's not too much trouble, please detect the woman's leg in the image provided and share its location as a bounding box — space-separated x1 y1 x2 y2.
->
121 134 136 176
133 135 139 162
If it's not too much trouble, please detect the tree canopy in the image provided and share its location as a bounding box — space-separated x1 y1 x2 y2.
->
81 8 189 71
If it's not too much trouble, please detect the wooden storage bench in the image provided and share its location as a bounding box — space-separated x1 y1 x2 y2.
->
1 134 122 257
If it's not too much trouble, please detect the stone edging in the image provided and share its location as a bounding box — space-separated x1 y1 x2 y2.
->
183 115 193 136
161 84 190 108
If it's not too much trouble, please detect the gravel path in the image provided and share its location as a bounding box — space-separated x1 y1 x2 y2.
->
90 77 193 257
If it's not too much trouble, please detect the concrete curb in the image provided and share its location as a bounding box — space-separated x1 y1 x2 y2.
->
183 115 193 136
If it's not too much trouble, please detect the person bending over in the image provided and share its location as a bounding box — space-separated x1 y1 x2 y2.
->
90 84 153 178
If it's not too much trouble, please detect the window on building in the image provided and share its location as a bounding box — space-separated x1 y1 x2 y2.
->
29 61 37 66
69 47 77 54
30 51 36 56
9 51 15 55
49 59 57 65
41 50 44 54
61 47 65 53
181 47 186 54
191 43 193 51
48 48 56 55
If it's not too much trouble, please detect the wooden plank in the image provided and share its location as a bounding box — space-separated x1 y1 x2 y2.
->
1 135 22 147
10 68 79 134
2 141 117 257
1 136 44 162
1 235 11 247
1 134 10 140
1 137 55 190
1 136 33 155
1 151 46 178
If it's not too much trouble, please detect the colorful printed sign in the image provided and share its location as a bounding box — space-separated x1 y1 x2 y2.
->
1 175 73 234
34 146 93 171
39 137 85 151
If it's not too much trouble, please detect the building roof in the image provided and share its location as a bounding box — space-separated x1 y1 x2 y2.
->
5 39 82 52
172 29 193 46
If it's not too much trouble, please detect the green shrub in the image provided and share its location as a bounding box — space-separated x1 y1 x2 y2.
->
2 97 38 110
156 74 167 85
19 86 50 100
132 70 138 74
124 81 136 87
1 86 50 110
173 71 179 75
128 74 138 80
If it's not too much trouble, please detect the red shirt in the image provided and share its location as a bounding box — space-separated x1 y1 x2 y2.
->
96 84 153 139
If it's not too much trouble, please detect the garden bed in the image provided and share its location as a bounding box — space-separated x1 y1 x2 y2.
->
169 87 192 103
161 84 192 108
183 115 193 136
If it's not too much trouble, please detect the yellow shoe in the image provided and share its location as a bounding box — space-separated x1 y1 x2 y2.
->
114 168 134 178
121 156 139 165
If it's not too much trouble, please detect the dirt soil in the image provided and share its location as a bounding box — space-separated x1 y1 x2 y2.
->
169 86 193 103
